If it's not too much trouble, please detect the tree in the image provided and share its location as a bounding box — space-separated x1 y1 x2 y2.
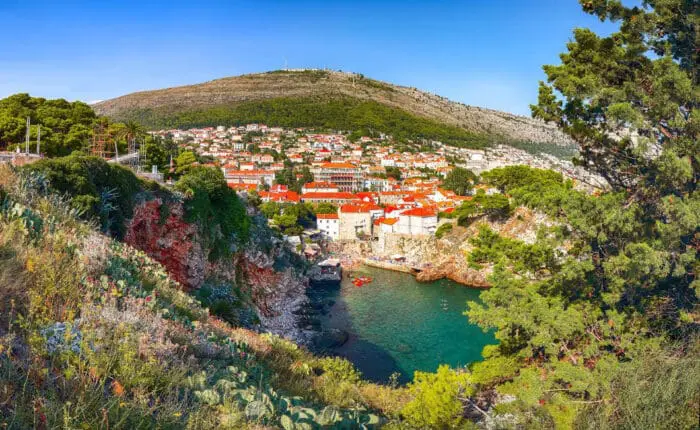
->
531 0 697 195
143 138 168 170
314 202 338 215
463 2 698 427
175 166 250 260
175 151 197 174
442 167 477 196
385 166 402 181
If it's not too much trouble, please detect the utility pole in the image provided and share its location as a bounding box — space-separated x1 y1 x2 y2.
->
36 125 41 155
25 117 30 154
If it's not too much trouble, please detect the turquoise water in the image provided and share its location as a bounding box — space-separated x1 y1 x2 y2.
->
315 266 495 384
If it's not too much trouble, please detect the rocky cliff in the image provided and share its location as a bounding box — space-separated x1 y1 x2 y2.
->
124 198 310 341
335 207 550 288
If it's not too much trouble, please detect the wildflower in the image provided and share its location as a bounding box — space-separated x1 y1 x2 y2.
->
173 412 182 417
111 380 125 397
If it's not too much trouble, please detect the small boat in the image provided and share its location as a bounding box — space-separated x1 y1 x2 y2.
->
351 276 373 287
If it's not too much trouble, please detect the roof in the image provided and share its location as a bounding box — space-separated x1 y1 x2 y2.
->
303 181 338 189
224 170 275 176
320 162 357 169
340 203 383 213
400 207 437 218
374 217 399 226
316 213 339 219
301 192 357 200
227 183 258 191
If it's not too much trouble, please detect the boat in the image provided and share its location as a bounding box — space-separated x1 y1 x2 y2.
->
351 276 373 287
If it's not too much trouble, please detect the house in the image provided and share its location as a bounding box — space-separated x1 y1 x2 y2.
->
312 162 363 192
301 181 339 194
300 192 358 205
223 169 275 187
396 207 438 236
338 203 384 240
316 213 339 240
259 185 300 203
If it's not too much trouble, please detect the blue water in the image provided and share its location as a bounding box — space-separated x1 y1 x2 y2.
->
315 266 495 384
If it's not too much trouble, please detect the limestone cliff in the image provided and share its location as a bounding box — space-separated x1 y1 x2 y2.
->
124 198 309 341
335 207 550 288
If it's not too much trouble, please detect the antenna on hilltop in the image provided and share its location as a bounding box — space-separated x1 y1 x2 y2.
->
284 57 288 71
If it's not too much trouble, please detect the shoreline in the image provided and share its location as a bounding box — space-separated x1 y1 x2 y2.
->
339 255 490 289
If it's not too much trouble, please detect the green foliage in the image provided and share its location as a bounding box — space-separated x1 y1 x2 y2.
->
175 166 250 260
175 150 197 174
468 3 699 425
142 136 168 170
456 190 511 224
434 222 453 239
24 154 141 237
0 94 98 156
313 202 338 215
531 1 697 194
573 340 700 430
401 365 473 429
384 166 402 181
442 167 478 196
119 96 494 149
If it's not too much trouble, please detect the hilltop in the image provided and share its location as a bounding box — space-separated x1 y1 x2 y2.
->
94 70 574 148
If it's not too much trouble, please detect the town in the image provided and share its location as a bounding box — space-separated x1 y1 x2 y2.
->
148 123 605 249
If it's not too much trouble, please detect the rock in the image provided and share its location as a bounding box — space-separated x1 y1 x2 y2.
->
313 329 349 350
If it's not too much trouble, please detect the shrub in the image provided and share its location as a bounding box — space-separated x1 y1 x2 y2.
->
175 166 250 260
402 365 473 428
24 155 141 238
435 222 453 239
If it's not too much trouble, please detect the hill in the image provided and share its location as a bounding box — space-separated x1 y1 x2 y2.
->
93 70 574 149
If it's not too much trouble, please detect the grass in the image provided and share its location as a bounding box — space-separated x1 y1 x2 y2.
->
0 165 408 428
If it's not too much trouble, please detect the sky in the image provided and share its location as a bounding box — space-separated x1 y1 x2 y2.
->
0 0 616 116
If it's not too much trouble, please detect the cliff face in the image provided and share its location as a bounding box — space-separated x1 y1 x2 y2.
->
124 199 206 288
335 207 549 288
124 199 309 341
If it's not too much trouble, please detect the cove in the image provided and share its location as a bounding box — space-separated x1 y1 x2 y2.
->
309 266 496 384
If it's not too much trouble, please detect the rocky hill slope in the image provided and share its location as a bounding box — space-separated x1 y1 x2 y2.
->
94 70 573 146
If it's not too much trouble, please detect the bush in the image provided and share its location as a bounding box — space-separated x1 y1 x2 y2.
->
435 222 453 239
401 365 473 429
24 155 141 238
175 166 250 260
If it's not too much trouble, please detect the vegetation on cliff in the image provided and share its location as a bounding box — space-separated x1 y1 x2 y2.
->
461 1 699 427
0 164 410 428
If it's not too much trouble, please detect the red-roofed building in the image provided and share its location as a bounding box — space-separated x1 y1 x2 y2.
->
338 203 384 240
312 162 363 192
300 192 358 205
223 169 275 186
397 207 438 236
259 188 300 204
316 213 339 240
227 183 258 193
301 181 339 194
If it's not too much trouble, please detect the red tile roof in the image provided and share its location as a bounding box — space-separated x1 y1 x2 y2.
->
303 181 338 189
340 203 383 213
320 162 357 169
301 192 358 200
316 213 339 219
400 207 437 217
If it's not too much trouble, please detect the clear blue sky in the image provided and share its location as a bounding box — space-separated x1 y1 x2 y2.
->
0 0 615 116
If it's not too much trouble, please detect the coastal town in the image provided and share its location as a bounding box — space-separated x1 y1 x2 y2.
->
149 123 603 249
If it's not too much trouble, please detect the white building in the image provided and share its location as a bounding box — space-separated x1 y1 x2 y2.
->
396 207 438 236
316 213 339 241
